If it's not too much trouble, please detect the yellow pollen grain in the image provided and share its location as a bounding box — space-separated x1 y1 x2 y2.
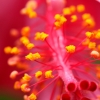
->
88 42 96 49
63 7 71 15
4 46 12 54
82 13 91 20
25 7 37 18
45 70 54 78
35 71 42 78
69 5 76 13
83 18 95 28
11 47 19 54
28 11 37 18
22 73 32 82
21 83 30 92
54 14 61 20
66 45 76 53
26 43 35 50
29 93 37 100
82 38 90 46
77 4 85 12
85 31 94 39
60 16 67 24
25 52 41 61
54 21 61 29
71 15 77 22
34 32 48 41
95 31 100 39
20 36 30 46
54 14 67 29
21 26 30 37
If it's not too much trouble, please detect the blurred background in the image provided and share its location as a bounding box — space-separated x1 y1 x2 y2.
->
0 0 100 100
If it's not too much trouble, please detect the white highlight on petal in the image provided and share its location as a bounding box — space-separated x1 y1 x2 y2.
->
96 0 100 2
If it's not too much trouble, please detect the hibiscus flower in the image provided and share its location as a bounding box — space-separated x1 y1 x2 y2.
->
1 0 100 100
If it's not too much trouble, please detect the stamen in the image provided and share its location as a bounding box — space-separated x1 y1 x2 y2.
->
10 70 18 79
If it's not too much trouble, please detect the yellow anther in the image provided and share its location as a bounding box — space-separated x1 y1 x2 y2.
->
22 73 31 82
26 43 35 50
54 14 67 29
28 93 37 100
82 38 90 46
71 15 77 22
25 52 41 61
28 11 37 18
82 13 91 20
25 7 33 14
11 47 19 54
95 31 100 39
63 7 71 15
14 81 21 90
45 70 54 78
60 16 67 24
54 14 61 20
10 70 18 79
66 45 76 53
20 36 30 45
26 0 37 10
20 0 37 18
25 7 37 18
21 26 30 37
88 42 96 49
4 46 12 54
54 21 61 29
34 32 48 41
21 83 30 92
69 5 76 13
90 50 100 58
85 31 94 39
83 18 95 28
77 4 85 12
25 53 34 61
35 71 42 78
